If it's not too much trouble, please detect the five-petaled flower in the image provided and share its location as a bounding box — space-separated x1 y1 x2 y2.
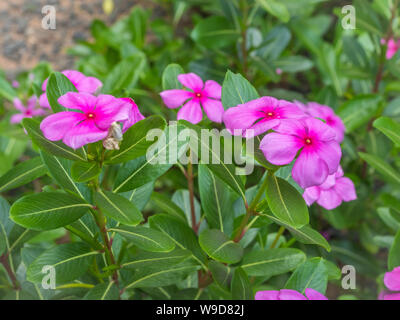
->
39 70 102 109
40 92 133 149
255 288 328 300
260 117 341 189
223 96 305 138
160 72 224 124
303 166 357 210
11 96 45 124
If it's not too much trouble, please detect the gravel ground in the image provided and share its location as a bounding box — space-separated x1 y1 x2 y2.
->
0 0 146 77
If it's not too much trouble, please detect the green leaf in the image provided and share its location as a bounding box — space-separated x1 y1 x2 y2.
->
199 229 243 264
0 75 17 101
71 161 101 183
179 120 246 201
120 182 154 211
191 16 239 49
106 116 166 164
373 117 400 147
337 95 382 133
124 260 199 289
231 267 253 300
101 54 146 94
46 72 78 113
10 192 91 230
359 152 400 185
109 225 175 252
209 260 233 290
122 249 191 270
285 257 328 294
162 63 184 90
241 248 306 277
40 151 88 198
274 56 313 73
113 124 189 192
0 157 47 192
27 242 99 285
149 214 207 270
221 70 259 109
265 174 309 228
256 200 330 251
389 230 400 270
83 282 119 300
94 190 143 226
150 192 187 223
257 0 290 23
23 118 87 162
198 165 234 234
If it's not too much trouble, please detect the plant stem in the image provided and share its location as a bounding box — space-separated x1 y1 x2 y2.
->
233 174 269 242
270 226 285 248
187 151 198 233
240 0 249 77
0 254 19 290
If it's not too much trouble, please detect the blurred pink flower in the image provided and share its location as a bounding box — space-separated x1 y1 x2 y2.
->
382 38 400 59
294 101 345 143
380 267 400 300
260 118 341 188
276 68 283 75
12 80 19 88
40 92 131 149
160 72 224 124
223 96 305 138
255 288 327 300
119 97 145 132
11 96 45 124
39 70 102 109
303 166 357 210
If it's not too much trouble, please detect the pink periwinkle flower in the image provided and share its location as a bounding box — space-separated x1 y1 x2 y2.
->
294 101 345 143
255 288 328 300
11 96 46 124
382 38 400 60
12 80 19 88
119 97 145 132
276 68 283 75
380 267 400 300
39 70 103 109
160 72 224 124
260 118 342 189
223 96 305 138
303 166 357 210
40 92 132 149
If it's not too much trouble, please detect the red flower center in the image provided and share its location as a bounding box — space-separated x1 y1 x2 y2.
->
195 92 202 98
86 112 95 119
305 138 312 145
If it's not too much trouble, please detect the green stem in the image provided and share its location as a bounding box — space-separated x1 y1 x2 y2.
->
270 226 285 248
187 151 198 233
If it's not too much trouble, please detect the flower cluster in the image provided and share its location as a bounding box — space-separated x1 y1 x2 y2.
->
255 288 327 300
10 96 45 124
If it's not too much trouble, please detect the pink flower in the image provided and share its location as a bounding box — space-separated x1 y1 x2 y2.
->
303 166 357 210
119 97 145 132
255 288 327 300
40 92 131 149
294 101 345 143
223 96 305 138
276 68 282 75
379 267 400 300
160 72 224 124
11 96 46 124
12 80 19 88
260 118 342 189
382 38 400 60
39 70 103 109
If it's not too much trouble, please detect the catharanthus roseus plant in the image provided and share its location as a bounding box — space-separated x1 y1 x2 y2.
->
0 0 400 302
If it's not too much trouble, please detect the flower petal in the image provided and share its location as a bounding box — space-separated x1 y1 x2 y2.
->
384 267 400 291
40 111 85 141
160 89 192 108
316 140 341 175
94 95 131 130
13 98 26 112
201 98 224 123
278 289 307 300
305 288 328 300
255 290 280 300
334 177 357 202
10 114 25 124
203 80 221 99
177 100 203 124
75 76 103 93
292 149 329 188
305 117 336 142
260 132 303 165
119 98 145 132
177 73 204 91
58 92 97 113
303 186 320 206
39 93 51 109
62 120 108 149
62 70 86 86
245 119 280 138
317 189 342 210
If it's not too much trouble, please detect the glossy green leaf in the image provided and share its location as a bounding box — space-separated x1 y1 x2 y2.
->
71 161 101 183
122 249 191 269
83 282 119 300
389 230 400 270
373 117 400 147
359 152 400 185
46 72 78 113
257 0 290 23
231 267 252 300
162 63 184 90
